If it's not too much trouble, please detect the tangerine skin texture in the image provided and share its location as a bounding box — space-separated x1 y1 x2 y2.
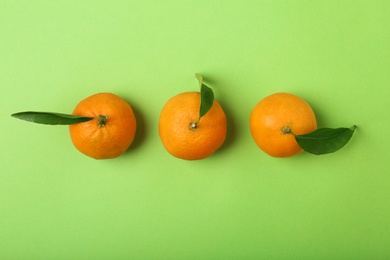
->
250 92 317 158
69 93 137 159
159 92 227 160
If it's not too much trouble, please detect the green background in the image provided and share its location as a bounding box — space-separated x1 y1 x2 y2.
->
1 0 389 258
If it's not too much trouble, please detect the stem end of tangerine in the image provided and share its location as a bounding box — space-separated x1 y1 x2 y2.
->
189 122 198 131
282 126 294 136
97 115 108 127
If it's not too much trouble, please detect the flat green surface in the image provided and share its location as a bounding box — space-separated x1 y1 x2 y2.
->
1 0 390 258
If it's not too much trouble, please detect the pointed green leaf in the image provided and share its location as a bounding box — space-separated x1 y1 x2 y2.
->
295 125 357 155
11 111 94 125
195 73 214 119
199 83 214 118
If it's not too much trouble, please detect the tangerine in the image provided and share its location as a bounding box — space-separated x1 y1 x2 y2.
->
159 92 227 160
69 92 137 159
249 92 317 157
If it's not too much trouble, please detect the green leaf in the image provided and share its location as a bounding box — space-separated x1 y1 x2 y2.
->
11 111 94 125
200 84 214 118
195 73 214 119
295 125 357 155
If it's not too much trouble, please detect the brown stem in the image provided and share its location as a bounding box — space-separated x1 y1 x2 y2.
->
189 122 198 131
97 115 108 127
281 126 295 136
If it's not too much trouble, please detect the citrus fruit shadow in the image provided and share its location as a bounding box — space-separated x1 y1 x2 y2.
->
307 102 326 128
213 99 236 155
124 103 146 153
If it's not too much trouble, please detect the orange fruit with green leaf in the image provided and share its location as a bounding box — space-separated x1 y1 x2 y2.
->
250 92 356 157
158 74 227 160
11 92 137 159
69 93 136 159
11 77 357 160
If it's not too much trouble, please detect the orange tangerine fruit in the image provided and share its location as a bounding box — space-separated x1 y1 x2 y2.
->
159 92 227 160
250 92 317 157
69 93 137 159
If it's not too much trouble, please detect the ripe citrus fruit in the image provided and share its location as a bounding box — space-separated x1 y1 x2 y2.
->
159 92 227 160
69 92 137 159
250 92 317 157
